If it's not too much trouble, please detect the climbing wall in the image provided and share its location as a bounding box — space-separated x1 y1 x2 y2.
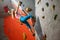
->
35 0 60 40
4 16 35 40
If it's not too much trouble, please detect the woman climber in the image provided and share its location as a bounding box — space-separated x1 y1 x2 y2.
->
8 1 36 36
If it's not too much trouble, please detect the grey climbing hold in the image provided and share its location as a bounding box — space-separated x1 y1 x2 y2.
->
37 0 41 4
42 16 45 19
42 8 44 12
53 5 55 10
46 2 49 7
54 14 58 20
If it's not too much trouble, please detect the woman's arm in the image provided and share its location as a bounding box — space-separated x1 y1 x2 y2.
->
15 1 20 13
22 10 28 15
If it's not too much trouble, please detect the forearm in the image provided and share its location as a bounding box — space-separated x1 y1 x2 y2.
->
22 10 28 15
15 1 20 13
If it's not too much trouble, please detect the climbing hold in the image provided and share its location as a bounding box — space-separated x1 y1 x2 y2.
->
46 2 49 7
23 33 27 40
4 5 9 13
42 34 47 40
52 5 55 10
42 8 44 12
53 5 55 10
51 4 55 11
54 14 58 20
42 16 45 19
37 0 41 4
21 23 23 25
33 33 35 36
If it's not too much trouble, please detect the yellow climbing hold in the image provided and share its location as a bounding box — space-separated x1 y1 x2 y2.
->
51 5 55 11
23 33 27 40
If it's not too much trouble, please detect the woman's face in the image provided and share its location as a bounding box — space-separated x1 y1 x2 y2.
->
25 8 29 12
